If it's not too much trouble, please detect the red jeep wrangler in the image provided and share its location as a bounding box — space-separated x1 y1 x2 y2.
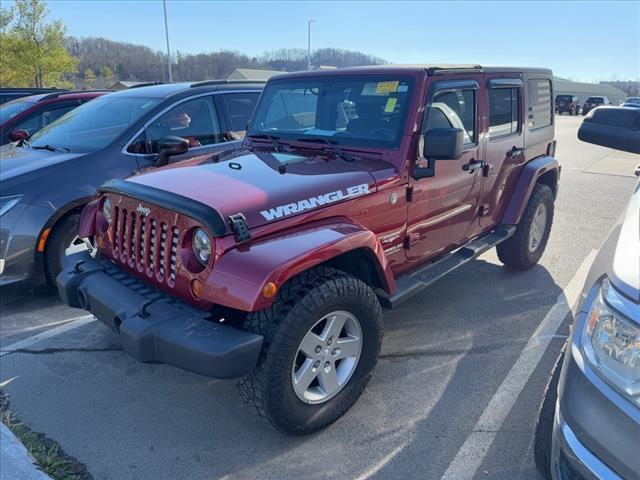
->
58 65 559 434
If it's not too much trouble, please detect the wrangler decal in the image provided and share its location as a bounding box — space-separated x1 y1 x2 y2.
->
260 184 370 221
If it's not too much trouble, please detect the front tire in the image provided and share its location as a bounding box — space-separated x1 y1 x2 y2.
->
237 267 383 435
534 348 565 479
497 183 554 269
44 213 94 285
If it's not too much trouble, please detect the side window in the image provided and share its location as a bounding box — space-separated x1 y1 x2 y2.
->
15 103 78 135
425 88 476 144
488 87 520 138
145 96 222 153
526 79 552 130
42 104 77 127
14 114 42 135
220 92 260 140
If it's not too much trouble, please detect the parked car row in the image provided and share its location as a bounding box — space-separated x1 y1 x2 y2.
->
0 80 263 285
3 69 638 480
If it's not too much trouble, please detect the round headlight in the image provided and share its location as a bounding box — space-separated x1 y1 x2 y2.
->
102 198 113 224
192 228 211 266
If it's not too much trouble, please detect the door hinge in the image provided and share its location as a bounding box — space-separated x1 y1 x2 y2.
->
406 186 414 202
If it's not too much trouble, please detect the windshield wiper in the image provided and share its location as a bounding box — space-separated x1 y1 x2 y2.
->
246 133 284 152
31 144 71 153
296 136 354 162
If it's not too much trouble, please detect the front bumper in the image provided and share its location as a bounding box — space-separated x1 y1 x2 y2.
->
551 409 623 480
551 312 640 480
57 252 263 379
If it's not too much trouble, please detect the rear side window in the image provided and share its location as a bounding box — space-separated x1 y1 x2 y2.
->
488 87 520 138
527 79 552 130
426 88 476 144
220 92 260 139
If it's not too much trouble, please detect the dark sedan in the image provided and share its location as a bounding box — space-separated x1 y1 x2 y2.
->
0 90 109 145
0 80 263 286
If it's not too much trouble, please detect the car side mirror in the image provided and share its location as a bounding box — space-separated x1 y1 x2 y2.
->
413 128 464 180
156 136 189 167
578 107 640 154
8 129 29 142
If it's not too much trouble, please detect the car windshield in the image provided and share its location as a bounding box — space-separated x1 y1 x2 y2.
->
248 75 415 149
586 97 603 104
28 96 160 153
0 96 38 124
556 95 572 102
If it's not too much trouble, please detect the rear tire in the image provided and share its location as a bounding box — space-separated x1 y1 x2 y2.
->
237 266 383 435
497 183 554 270
534 348 565 479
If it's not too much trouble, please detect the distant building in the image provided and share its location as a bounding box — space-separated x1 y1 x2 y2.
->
227 68 283 81
553 77 627 105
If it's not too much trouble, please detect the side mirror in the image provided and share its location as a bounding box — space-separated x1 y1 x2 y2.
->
413 128 464 180
156 136 189 167
424 128 464 159
9 129 29 142
577 107 640 154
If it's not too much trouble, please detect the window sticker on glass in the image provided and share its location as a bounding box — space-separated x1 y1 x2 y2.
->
397 84 409 93
384 98 397 113
376 81 399 94
361 82 380 96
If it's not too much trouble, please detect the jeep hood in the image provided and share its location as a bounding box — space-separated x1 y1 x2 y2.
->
126 150 393 234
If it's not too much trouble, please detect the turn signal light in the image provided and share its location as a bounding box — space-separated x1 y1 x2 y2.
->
191 279 203 299
262 281 278 298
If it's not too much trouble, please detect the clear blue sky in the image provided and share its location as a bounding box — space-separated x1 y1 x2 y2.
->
11 0 640 82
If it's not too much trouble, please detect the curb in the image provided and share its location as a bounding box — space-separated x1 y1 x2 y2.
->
0 423 51 480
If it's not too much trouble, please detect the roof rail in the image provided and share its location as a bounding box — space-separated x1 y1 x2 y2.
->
190 79 267 88
38 89 111 101
127 82 165 89
427 64 483 75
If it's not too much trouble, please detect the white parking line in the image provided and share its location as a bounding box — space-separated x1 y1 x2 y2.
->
441 250 597 480
0 315 96 357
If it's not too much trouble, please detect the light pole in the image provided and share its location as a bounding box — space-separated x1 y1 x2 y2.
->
163 0 173 82
307 20 316 71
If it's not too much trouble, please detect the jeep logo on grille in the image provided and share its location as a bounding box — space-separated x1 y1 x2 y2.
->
136 203 151 216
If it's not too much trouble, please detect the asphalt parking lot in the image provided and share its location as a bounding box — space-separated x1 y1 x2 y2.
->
1 115 638 480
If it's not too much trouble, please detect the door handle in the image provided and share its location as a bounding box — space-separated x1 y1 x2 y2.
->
506 147 524 158
462 159 485 173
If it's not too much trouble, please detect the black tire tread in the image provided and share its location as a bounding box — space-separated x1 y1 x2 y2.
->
237 266 382 434
534 348 566 479
497 183 554 269
44 213 81 285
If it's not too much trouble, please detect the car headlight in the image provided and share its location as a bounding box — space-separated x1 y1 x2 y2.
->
102 198 113 224
0 195 22 217
192 228 211 266
581 280 640 405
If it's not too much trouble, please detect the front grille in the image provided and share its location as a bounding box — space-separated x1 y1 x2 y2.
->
111 206 181 287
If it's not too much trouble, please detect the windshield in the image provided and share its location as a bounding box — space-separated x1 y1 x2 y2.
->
586 97 603 104
28 96 160 153
248 76 415 149
0 96 38 124
556 95 572 102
